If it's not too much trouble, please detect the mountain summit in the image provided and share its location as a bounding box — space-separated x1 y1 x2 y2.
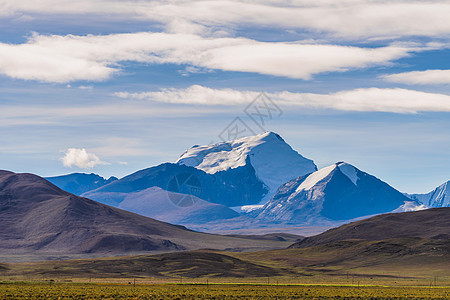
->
255 162 421 224
176 131 317 203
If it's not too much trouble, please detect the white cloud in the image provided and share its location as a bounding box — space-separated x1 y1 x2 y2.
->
61 148 107 168
178 66 213 77
382 69 450 85
91 137 149 157
2 1 450 39
0 32 415 82
78 85 93 90
284 88 450 113
0 102 224 127
116 85 450 113
200 42 411 79
114 85 258 105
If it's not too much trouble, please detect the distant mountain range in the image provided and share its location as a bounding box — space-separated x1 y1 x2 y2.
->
77 132 318 228
82 162 266 207
45 173 118 195
41 132 448 231
0 170 291 256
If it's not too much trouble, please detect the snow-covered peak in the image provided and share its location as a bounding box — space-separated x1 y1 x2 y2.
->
294 162 359 194
336 162 359 186
176 131 274 173
176 131 317 202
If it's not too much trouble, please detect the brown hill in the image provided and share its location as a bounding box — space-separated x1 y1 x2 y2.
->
290 207 450 248
0 170 290 257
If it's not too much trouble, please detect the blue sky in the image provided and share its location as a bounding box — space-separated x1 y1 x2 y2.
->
1 1 450 193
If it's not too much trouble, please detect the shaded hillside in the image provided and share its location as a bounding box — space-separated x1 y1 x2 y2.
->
290 207 450 248
0 170 290 256
117 187 239 224
83 163 266 207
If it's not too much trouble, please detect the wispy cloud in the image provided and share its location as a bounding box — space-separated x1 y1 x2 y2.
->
382 69 450 85
115 85 450 113
114 85 257 105
61 148 108 169
91 137 149 157
0 102 223 127
78 85 94 90
0 32 416 82
2 1 450 39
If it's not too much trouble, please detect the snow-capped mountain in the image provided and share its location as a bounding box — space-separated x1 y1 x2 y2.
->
254 162 422 224
408 180 450 207
82 132 316 226
176 131 317 204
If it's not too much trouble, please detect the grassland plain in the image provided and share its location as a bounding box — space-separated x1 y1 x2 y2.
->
2 238 448 283
1 237 449 298
0 282 450 299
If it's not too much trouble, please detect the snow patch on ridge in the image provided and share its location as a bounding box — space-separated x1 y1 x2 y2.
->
239 204 264 213
337 162 358 186
392 201 428 212
295 164 336 192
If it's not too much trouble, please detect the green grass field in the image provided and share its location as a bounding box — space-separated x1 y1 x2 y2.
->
1 282 449 299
